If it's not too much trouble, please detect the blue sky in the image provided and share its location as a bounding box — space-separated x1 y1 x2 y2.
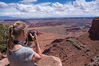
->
0 0 98 19
0 0 95 3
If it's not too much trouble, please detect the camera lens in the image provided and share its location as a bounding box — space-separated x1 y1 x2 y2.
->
28 30 35 41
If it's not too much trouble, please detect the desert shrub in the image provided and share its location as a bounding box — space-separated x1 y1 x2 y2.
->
0 24 9 52
0 44 6 52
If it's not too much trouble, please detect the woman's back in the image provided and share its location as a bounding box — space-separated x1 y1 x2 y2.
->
7 21 42 66
7 46 35 66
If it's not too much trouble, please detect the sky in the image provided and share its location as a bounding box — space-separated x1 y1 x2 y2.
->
0 0 99 19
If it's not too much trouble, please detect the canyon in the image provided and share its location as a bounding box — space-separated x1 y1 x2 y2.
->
0 17 99 66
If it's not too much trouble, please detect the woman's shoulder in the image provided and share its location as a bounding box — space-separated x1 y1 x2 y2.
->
12 45 23 51
19 46 34 53
8 45 34 56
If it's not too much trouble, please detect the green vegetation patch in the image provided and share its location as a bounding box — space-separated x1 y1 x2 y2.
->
0 24 9 52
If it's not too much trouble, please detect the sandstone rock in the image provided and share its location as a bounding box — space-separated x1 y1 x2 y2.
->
0 58 9 66
37 55 62 66
89 17 99 40
43 24 99 66
0 56 62 66
85 54 99 66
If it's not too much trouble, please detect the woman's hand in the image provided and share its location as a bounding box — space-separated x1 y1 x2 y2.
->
29 32 37 41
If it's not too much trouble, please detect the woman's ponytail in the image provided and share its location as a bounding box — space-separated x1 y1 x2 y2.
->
8 25 14 55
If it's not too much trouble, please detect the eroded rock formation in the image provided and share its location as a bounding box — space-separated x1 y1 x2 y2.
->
89 17 99 40
43 17 99 66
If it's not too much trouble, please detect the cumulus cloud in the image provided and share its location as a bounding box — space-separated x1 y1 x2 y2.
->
0 0 99 18
20 0 37 3
96 0 99 2
0 1 8 8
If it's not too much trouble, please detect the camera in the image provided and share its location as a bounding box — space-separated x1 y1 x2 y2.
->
28 30 35 41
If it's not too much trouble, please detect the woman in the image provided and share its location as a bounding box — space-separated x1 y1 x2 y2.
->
7 21 42 66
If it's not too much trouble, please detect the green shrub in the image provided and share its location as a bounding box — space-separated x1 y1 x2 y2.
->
0 44 6 52
0 24 9 52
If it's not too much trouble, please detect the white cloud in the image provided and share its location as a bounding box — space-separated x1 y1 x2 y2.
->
20 0 37 3
37 2 51 6
0 1 8 8
52 2 63 8
0 0 99 18
96 0 99 2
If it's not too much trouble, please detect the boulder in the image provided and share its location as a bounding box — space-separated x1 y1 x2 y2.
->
37 55 62 66
0 58 9 66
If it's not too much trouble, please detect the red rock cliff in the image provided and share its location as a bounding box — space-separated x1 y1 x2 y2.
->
89 17 99 40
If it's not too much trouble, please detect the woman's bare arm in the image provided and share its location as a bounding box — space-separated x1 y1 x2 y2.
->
34 39 42 56
30 33 42 61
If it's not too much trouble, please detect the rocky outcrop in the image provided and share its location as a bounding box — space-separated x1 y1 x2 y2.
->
37 55 62 66
43 18 99 66
43 33 99 66
0 55 62 66
0 58 9 66
85 54 99 66
89 17 99 40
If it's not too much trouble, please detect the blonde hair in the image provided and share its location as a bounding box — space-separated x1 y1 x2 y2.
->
8 21 28 55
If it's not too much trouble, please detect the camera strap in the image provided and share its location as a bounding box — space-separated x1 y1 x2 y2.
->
13 40 25 46
13 40 36 48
